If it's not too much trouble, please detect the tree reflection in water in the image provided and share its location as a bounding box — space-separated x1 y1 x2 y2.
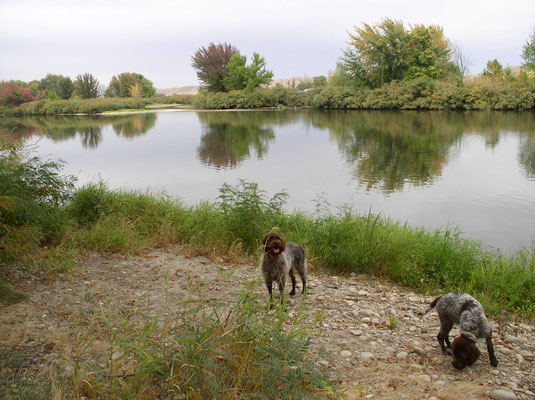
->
196 112 275 169
304 110 535 192
0 113 158 148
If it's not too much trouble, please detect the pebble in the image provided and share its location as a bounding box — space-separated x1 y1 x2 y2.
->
361 317 371 323
350 330 363 336
361 352 374 361
417 374 432 383
340 350 352 358
489 389 517 400
358 290 368 296
396 351 409 360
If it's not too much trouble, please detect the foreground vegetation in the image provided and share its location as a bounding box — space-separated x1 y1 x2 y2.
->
1 280 333 399
1 140 534 318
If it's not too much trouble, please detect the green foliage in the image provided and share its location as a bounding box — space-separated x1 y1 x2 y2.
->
223 52 274 91
404 25 453 82
73 73 100 99
521 29 535 72
68 182 107 226
217 180 288 251
338 18 456 88
37 73 74 100
105 72 156 98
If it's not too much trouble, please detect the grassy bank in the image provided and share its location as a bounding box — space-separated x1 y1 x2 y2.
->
63 182 535 318
1 138 534 317
0 94 195 116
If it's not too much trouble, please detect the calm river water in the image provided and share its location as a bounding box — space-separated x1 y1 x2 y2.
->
2 109 535 253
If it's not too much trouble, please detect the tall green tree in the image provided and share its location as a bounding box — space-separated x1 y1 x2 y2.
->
521 29 535 72
191 42 239 92
37 74 73 99
105 73 155 98
73 73 100 99
223 52 273 91
338 18 455 88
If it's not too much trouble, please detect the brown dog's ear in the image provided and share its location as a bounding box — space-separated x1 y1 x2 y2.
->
262 233 270 245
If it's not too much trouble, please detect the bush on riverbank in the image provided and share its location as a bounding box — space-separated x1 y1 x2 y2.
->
1 142 534 317
193 77 535 110
0 94 196 116
193 86 318 109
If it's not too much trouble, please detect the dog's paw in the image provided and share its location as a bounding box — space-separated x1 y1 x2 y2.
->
445 350 453 356
289 290 296 297
491 359 498 367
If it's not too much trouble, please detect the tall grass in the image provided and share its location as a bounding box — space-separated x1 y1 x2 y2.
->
59 180 535 317
57 281 334 399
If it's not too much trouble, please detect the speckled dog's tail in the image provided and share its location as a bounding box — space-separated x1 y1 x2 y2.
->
422 295 443 317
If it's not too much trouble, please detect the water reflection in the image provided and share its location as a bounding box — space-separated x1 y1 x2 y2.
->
0 114 157 148
519 136 535 178
196 112 275 169
303 110 535 191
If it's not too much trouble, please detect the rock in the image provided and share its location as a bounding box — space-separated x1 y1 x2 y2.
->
413 347 426 356
358 290 368 296
396 351 409 360
340 350 352 358
361 317 371 324
361 352 374 361
489 389 517 400
350 330 363 336
371 317 380 325
505 334 526 345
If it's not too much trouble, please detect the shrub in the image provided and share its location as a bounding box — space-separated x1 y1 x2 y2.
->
0 82 35 106
0 140 75 266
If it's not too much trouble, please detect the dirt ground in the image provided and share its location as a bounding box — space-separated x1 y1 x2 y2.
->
1 247 534 399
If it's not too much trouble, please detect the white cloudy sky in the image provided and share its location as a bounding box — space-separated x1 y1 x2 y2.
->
1 0 534 89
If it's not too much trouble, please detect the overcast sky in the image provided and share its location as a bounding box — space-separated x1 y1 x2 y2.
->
1 0 534 89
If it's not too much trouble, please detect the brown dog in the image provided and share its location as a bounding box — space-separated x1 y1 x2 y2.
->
261 232 307 302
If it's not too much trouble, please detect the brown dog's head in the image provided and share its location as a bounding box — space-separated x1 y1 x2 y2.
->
451 333 481 370
262 232 286 258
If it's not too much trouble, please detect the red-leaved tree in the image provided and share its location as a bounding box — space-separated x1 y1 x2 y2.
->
191 42 239 92
0 82 36 106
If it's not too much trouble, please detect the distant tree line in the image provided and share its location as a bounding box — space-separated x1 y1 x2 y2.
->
0 71 156 107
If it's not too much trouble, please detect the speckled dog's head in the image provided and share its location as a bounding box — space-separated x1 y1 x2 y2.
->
451 334 481 370
262 232 286 258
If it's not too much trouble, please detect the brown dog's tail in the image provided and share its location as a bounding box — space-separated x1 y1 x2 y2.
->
422 295 443 317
